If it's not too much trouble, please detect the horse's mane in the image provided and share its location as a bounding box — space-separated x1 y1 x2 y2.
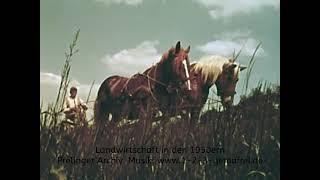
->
158 47 189 64
157 47 172 64
139 49 169 74
193 55 230 85
142 46 188 75
141 49 171 75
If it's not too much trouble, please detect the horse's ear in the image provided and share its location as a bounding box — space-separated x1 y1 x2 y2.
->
223 63 237 71
186 45 190 53
239 65 247 71
229 58 235 63
175 41 181 53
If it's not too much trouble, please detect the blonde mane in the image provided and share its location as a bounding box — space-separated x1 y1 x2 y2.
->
193 55 231 85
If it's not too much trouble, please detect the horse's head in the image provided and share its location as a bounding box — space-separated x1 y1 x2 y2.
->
216 59 247 108
161 41 191 91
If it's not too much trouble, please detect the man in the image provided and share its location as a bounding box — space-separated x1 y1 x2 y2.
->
63 86 88 122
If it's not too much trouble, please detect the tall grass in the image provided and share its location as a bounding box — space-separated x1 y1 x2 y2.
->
40 29 80 128
40 32 279 180
243 42 262 96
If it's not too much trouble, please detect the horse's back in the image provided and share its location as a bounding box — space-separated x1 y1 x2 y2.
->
97 75 129 99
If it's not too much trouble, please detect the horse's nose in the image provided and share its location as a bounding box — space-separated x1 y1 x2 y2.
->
224 96 232 102
222 96 233 107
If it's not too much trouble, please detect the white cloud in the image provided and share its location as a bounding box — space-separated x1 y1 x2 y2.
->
196 30 265 57
95 0 143 6
40 72 61 85
193 0 279 19
100 40 162 77
40 71 83 89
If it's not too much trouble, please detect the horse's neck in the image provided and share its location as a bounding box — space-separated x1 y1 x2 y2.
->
190 65 215 89
190 65 217 106
153 62 170 86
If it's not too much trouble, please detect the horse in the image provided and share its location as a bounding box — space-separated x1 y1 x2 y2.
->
176 55 247 122
93 41 191 132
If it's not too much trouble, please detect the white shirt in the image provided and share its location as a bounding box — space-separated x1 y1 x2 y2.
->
63 95 87 113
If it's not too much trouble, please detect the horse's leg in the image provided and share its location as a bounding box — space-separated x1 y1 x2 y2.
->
93 92 111 146
179 110 189 125
136 101 147 144
111 112 121 124
190 108 201 126
145 97 153 132
156 106 172 131
135 88 152 144
141 101 153 144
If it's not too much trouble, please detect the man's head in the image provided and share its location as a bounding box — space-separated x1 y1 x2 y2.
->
70 86 77 98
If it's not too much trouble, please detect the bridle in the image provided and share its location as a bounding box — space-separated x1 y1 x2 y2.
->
136 61 191 103
216 74 237 98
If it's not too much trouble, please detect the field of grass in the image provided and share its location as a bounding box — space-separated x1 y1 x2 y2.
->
40 31 280 180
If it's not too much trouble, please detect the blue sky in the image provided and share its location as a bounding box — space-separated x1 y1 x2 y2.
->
40 0 280 112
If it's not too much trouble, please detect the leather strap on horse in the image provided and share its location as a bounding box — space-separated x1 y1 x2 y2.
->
137 73 167 87
147 64 160 103
121 74 137 97
128 63 190 103
137 65 188 97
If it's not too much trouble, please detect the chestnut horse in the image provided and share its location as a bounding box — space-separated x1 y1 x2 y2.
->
177 55 247 122
94 41 191 130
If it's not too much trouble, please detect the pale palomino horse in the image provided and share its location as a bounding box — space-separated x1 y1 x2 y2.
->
177 55 247 122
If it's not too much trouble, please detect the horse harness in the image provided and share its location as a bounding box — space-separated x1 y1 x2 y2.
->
119 63 190 103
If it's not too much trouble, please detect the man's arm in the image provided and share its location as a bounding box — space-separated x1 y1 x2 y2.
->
79 97 88 110
63 98 71 113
